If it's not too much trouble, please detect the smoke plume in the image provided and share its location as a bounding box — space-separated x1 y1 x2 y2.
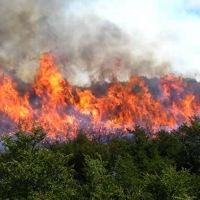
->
0 0 172 86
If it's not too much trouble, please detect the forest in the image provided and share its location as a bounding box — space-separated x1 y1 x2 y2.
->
1 117 200 200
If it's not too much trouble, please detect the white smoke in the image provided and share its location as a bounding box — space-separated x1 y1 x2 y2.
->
86 0 200 79
0 0 199 85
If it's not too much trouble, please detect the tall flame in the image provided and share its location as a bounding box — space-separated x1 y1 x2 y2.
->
0 53 200 139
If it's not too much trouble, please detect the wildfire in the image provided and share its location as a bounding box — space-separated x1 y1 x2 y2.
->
0 53 200 139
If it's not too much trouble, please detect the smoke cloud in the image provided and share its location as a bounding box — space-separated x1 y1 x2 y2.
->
0 0 187 86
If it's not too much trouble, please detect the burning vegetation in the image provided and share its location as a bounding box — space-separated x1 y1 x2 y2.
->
0 52 200 139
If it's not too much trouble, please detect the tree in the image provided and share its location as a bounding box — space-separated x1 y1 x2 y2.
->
144 165 195 200
178 117 200 173
111 155 144 200
0 127 77 199
83 154 124 200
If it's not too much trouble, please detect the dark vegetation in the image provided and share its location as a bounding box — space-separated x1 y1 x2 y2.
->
1 117 200 199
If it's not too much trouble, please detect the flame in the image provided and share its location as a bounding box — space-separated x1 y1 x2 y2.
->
0 52 200 139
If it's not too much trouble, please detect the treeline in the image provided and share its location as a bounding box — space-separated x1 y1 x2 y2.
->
1 117 200 199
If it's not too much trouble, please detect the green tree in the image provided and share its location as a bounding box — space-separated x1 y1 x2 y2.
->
130 127 173 173
144 165 195 200
83 154 124 200
0 127 77 199
157 130 184 169
178 117 200 173
111 155 144 200
50 133 100 182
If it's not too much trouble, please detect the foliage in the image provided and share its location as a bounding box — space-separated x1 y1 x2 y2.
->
144 166 194 200
1 118 200 199
178 116 200 173
83 154 124 199
0 127 77 200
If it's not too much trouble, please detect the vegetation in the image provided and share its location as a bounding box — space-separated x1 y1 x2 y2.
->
1 117 200 199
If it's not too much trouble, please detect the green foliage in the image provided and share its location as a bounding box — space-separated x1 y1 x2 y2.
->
157 130 184 169
111 155 144 199
83 154 124 200
2 127 46 155
0 127 77 200
130 127 173 173
106 137 132 167
56 133 100 181
178 117 200 173
144 166 195 200
0 119 200 199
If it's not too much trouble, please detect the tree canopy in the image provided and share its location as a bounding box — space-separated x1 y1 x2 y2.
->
1 118 200 199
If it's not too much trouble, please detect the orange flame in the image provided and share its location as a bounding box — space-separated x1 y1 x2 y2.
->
0 53 199 139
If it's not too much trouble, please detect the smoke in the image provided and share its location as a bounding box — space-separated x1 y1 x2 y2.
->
0 0 179 86
92 0 200 80
0 0 70 82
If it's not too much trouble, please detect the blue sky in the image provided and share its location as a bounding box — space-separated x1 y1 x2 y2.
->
67 0 200 79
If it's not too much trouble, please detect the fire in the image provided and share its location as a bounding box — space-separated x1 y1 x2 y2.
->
0 52 200 139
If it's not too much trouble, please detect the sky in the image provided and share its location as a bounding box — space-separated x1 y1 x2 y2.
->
66 0 200 79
